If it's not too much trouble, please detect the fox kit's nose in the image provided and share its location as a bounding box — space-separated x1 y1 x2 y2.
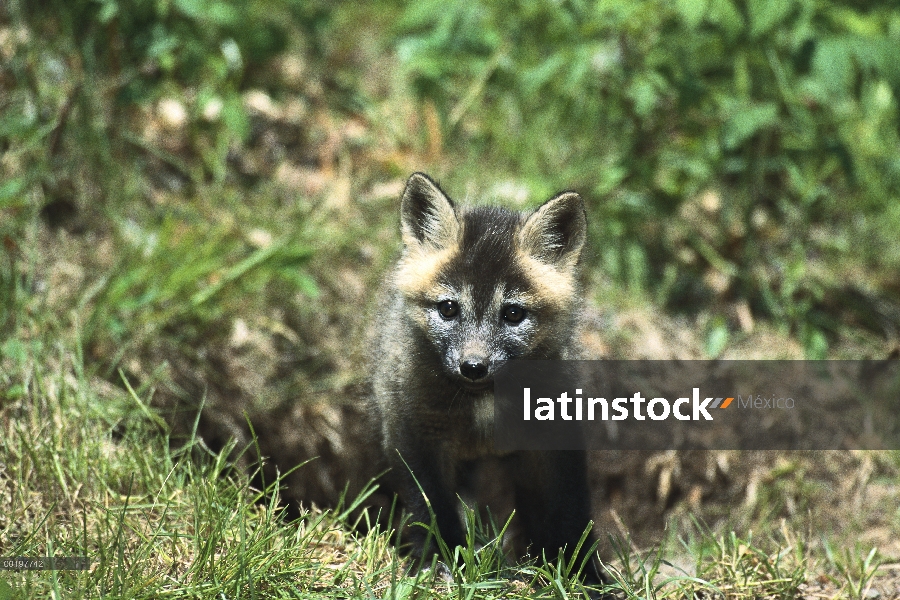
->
459 359 489 381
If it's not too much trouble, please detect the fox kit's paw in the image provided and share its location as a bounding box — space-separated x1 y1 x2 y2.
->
425 561 455 583
406 558 454 583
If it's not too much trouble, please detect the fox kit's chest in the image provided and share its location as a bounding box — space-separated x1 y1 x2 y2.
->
415 392 498 459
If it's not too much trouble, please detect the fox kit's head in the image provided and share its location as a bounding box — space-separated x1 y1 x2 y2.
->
394 172 587 390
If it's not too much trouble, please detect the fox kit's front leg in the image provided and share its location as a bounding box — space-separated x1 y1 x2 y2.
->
512 450 604 585
388 432 465 565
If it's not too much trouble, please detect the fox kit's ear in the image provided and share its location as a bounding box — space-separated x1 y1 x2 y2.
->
519 191 587 269
400 173 460 251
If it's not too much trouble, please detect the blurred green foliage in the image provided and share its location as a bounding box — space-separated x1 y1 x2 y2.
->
2 0 899 361
83 213 317 369
0 0 333 362
3 0 325 193
394 0 900 356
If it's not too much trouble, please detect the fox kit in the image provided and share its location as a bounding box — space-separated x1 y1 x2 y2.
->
372 173 603 585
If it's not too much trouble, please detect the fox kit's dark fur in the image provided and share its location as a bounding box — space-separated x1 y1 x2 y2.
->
372 173 603 584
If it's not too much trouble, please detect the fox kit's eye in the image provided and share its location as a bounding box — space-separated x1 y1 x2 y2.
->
502 304 526 324
437 300 459 319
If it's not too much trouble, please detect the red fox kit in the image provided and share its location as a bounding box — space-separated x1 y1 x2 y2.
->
371 173 604 586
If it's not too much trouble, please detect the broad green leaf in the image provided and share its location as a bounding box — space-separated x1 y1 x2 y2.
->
174 0 238 25
706 0 743 38
676 0 709 29
851 37 900 84
173 0 205 20
98 0 118 24
747 0 794 38
812 38 854 95
522 54 567 95
723 103 779 149
207 2 239 26
803 328 828 360
627 75 659 118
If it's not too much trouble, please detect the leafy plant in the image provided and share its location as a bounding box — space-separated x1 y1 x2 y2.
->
394 0 900 355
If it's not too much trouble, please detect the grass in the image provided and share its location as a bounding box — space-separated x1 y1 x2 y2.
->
1 332 898 598
0 332 577 598
0 334 401 598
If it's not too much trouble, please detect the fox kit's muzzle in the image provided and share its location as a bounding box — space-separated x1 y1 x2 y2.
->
459 358 489 382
